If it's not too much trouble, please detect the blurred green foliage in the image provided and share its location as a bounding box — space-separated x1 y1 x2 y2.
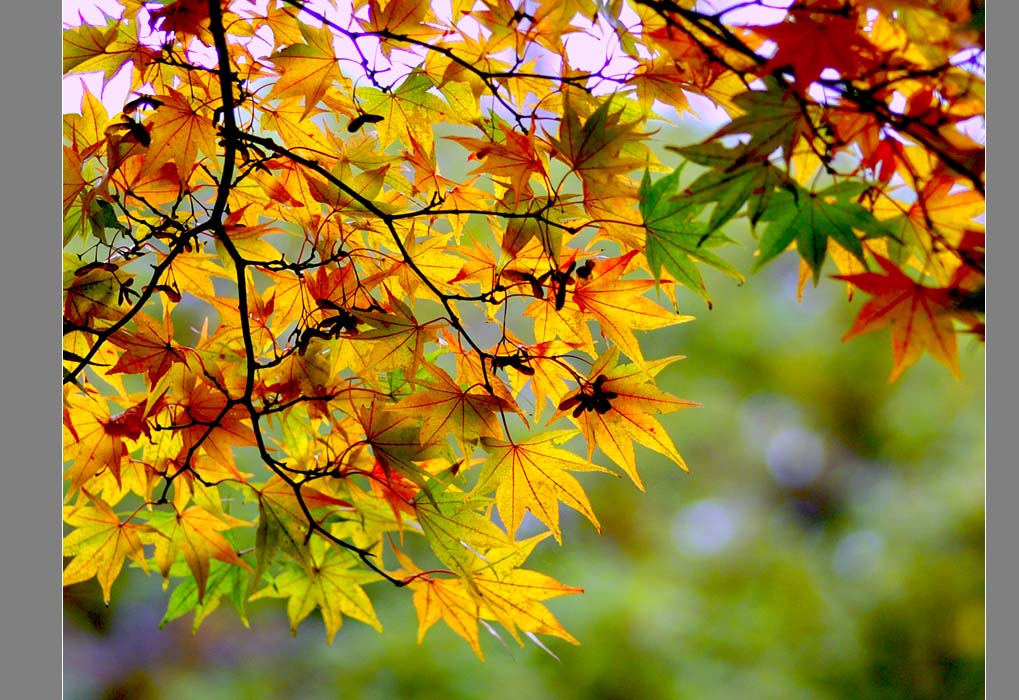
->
64 250 984 700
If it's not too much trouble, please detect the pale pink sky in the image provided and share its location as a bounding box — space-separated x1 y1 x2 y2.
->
62 0 757 129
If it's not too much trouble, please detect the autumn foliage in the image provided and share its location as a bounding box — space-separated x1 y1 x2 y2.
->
63 0 984 655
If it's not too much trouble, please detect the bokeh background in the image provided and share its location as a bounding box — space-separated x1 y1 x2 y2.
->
64 246 985 700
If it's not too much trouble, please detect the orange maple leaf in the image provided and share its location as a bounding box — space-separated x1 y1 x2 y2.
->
447 123 549 207
136 87 219 182
267 22 344 119
360 0 439 48
551 348 699 489
571 250 692 367
149 505 252 603
169 376 258 469
395 534 582 659
834 253 963 381
64 390 159 494
108 309 185 382
391 364 517 451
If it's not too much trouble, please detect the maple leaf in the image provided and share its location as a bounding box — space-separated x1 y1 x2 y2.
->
754 182 890 284
635 26 730 112
470 547 583 650
361 0 437 41
391 363 516 454
252 539 383 643
306 163 391 213
136 87 219 182
639 165 744 301
476 430 610 542
472 535 582 646
414 491 514 575
749 7 880 89
708 80 815 166
878 175 986 285
251 476 354 590
401 132 459 196
499 336 582 418
64 87 110 157
353 396 450 492
63 490 151 603
108 308 184 383
396 534 582 658
354 71 451 151
834 253 962 381
551 348 699 489
63 19 118 76
408 568 486 655
169 375 258 469
498 195 583 262
263 340 342 413
267 22 345 119
549 95 648 199
571 250 693 367
667 140 796 234
63 390 157 494
219 206 287 262
64 18 158 83
147 505 252 603
107 158 184 209
385 230 467 299
343 293 443 382
163 249 230 302
369 459 420 522
161 559 250 633
525 282 596 357
447 123 549 208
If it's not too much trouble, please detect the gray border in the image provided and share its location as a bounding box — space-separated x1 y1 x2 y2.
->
0 1 62 697
986 3 1012 697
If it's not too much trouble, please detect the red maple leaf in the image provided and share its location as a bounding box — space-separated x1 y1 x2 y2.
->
834 254 963 381
749 6 880 89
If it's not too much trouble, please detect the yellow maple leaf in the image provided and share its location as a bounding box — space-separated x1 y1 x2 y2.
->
477 430 610 542
63 490 151 603
267 23 345 119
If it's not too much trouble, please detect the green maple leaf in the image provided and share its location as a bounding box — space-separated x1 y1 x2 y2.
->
667 141 795 234
252 540 382 644
414 491 513 575
161 559 250 632
356 71 451 150
709 80 812 165
754 181 890 283
639 166 744 301
550 95 647 195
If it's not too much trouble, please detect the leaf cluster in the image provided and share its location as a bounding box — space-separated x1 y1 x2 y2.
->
63 0 983 655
